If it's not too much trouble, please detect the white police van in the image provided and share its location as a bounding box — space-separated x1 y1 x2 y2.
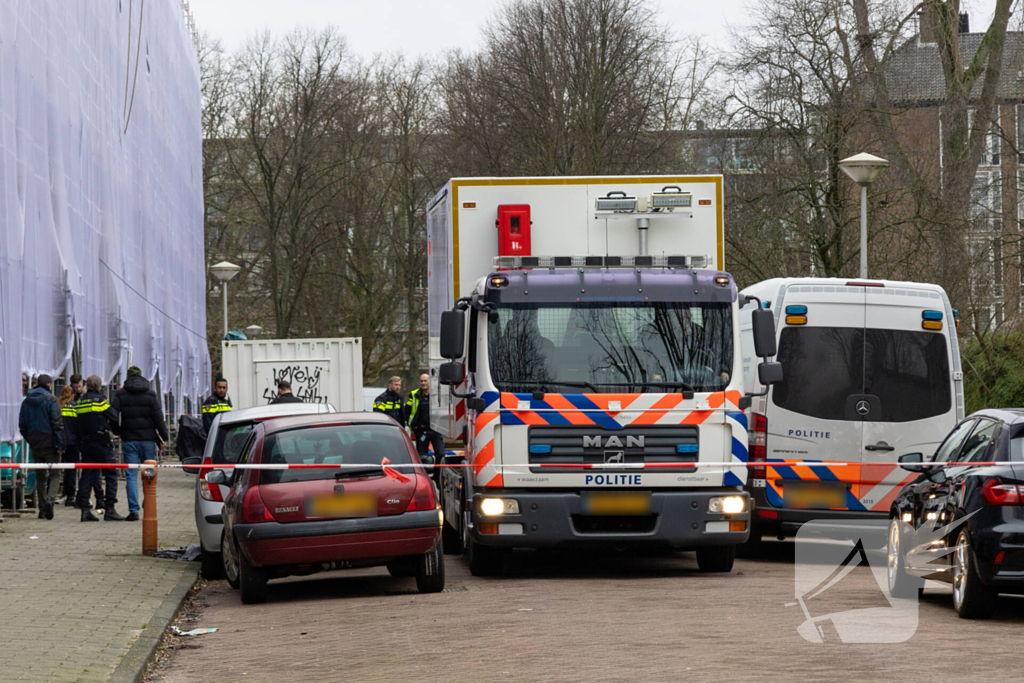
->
738 278 963 546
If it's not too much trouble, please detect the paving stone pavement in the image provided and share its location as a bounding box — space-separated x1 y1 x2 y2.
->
0 469 199 682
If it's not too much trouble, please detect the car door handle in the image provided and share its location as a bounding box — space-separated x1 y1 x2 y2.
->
865 444 895 452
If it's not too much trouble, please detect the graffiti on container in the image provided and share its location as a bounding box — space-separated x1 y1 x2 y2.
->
262 364 328 404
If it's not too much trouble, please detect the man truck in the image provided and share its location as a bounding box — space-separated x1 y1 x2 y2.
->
426 176 782 575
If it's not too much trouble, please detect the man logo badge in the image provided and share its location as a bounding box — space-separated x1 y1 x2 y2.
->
583 435 644 449
856 400 871 417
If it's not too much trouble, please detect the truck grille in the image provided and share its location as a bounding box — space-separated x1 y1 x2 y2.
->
527 425 699 473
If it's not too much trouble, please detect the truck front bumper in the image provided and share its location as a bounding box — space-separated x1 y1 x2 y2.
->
468 489 750 550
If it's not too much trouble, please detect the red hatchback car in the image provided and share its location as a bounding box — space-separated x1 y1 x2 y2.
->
208 413 444 604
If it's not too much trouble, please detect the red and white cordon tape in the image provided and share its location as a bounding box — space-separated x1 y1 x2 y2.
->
0 461 1005 470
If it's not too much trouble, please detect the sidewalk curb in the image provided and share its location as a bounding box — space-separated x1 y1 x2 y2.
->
109 564 200 683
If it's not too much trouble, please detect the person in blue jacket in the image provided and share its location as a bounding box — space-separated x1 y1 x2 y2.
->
19 375 64 520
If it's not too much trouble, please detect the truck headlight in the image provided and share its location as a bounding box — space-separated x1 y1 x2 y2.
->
709 496 745 514
480 498 519 516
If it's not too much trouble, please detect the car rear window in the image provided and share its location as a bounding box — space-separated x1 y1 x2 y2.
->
211 422 256 464
772 327 951 422
259 424 413 485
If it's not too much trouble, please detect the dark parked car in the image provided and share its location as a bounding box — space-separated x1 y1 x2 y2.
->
211 412 444 604
887 409 1024 618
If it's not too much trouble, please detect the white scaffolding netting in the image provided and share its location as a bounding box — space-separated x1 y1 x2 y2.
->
0 0 209 442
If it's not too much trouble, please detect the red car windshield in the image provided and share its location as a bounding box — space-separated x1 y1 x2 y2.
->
258 424 413 485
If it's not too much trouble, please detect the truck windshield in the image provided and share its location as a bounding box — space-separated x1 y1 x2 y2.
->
487 302 733 394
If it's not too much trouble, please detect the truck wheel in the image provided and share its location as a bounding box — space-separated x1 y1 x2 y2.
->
442 518 464 555
239 552 269 604
200 548 224 580
386 558 417 578
696 545 735 573
467 538 503 577
416 542 446 593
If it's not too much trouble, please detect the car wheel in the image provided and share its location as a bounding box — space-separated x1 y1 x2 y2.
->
467 537 503 577
887 518 924 599
200 548 224 581
952 530 994 619
442 518 464 555
696 545 735 573
221 530 240 590
386 558 416 578
239 551 269 605
415 542 446 593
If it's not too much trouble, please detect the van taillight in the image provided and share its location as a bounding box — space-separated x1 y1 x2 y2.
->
749 413 767 480
242 487 276 523
407 474 436 512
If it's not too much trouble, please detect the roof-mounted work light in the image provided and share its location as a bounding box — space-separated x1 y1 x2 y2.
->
651 186 692 209
595 191 637 212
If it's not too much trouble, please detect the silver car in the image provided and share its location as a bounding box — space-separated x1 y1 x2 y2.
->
190 402 336 579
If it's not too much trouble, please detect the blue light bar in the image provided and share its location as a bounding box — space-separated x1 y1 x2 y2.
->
529 445 552 454
785 305 807 315
676 444 699 454
922 310 943 321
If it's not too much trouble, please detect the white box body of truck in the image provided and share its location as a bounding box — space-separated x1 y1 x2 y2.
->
221 338 363 411
426 176 759 573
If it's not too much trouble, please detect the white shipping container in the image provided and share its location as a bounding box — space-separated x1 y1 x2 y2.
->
221 338 363 411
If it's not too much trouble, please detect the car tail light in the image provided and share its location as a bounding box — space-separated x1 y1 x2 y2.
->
749 413 767 480
242 487 276 523
198 459 223 502
407 474 436 512
982 479 1023 506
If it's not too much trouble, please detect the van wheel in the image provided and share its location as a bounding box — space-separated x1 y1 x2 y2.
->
239 552 268 604
735 529 764 559
221 531 240 589
467 538 503 576
696 545 735 573
952 531 994 619
887 518 923 598
416 543 446 593
386 558 416 578
200 548 224 581
442 518 464 555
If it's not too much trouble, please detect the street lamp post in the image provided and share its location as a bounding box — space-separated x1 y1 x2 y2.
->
209 261 241 338
244 324 263 340
839 153 890 279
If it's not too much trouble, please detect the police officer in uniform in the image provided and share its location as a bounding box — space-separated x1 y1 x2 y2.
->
202 377 232 434
406 373 444 466
75 375 124 521
373 376 406 426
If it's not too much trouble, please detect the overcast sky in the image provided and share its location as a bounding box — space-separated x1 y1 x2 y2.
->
187 0 1004 59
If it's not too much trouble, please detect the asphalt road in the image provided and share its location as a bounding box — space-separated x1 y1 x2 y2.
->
147 541 1024 682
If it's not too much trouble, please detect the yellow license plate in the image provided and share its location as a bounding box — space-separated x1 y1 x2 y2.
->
581 491 652 516
783 482 846 510
307 492 378 518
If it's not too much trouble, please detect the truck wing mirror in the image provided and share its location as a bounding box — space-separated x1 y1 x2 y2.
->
751 308 777 358
440 310 465 359
438 362 464 386
757 361 783 386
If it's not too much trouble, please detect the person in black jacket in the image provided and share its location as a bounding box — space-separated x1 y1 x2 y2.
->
19 375 64 520
202 377 232 433
270 380 304 404
112 366 169 521
75 375 123 522
373 376 406 426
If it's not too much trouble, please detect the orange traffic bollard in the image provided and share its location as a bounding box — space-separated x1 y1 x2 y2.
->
142 459 158 556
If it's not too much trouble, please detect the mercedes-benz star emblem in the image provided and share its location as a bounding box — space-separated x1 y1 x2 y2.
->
856 400 871 416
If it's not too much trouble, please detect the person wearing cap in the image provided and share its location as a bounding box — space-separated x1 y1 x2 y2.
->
18 375 64 520
112 366 169 521
75 375 122 522
270 379 303 404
